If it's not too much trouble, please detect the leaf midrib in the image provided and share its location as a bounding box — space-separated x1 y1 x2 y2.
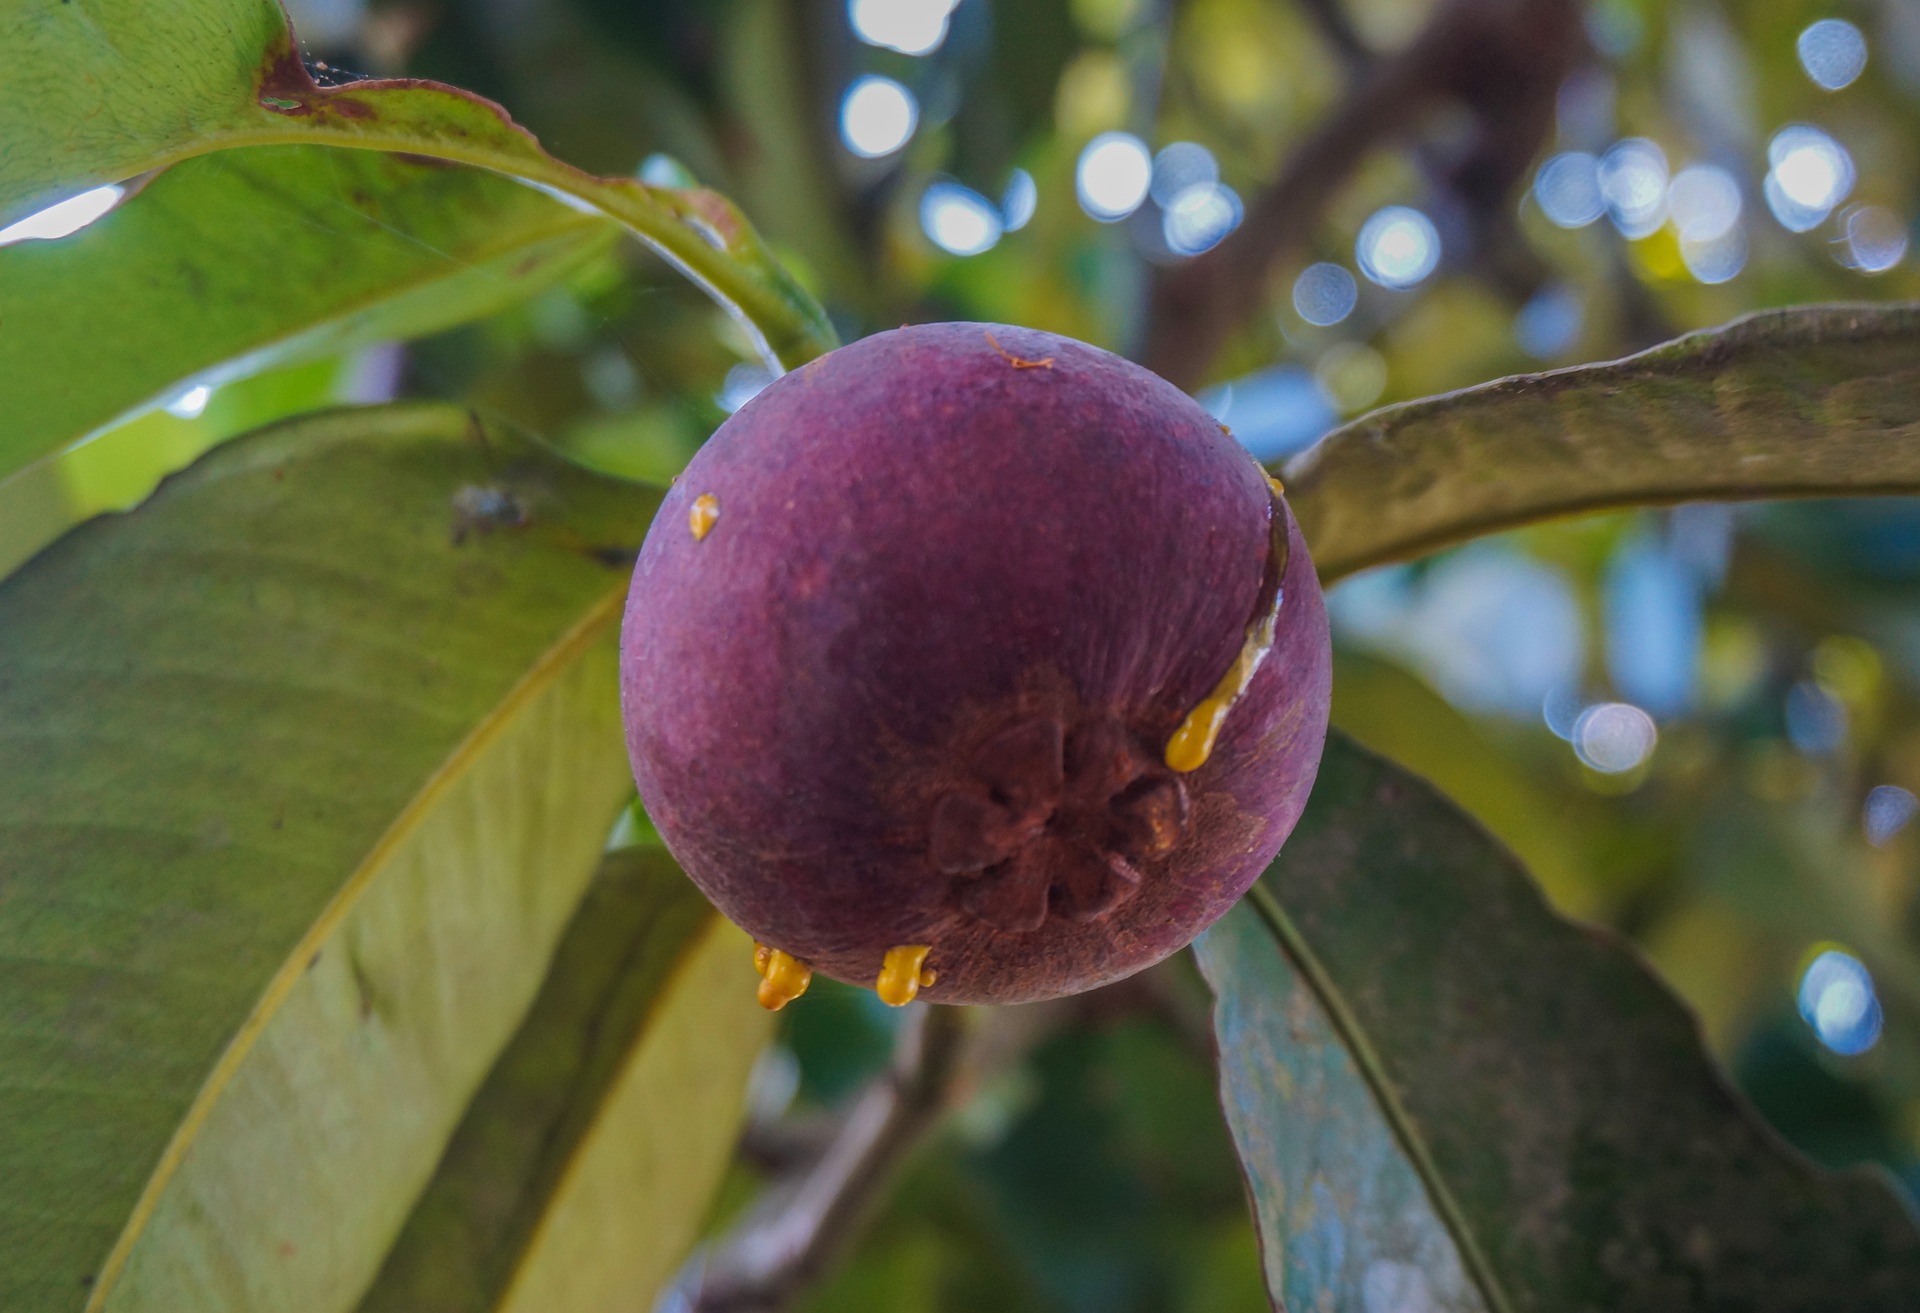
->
1242 881 1515 1313
74 113 818 372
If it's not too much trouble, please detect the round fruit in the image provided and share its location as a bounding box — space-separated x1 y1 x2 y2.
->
620 323 1330 1006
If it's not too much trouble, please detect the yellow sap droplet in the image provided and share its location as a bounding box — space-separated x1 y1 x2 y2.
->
688 493 720 541
1266 474 1286 497
753 943 811 1011
876 944 935 1007
1165 696 1231 773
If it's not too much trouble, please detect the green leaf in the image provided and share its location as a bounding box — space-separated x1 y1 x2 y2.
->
0 403 661 1312
1284 304 1920 582
0 145 613 485
1195 733 1920 1311
0 0 833 374
358 845 771 1313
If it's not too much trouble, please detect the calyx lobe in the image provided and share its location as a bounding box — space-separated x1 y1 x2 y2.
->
930 713 1190 932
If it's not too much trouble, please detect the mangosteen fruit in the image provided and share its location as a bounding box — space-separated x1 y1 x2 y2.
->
621 323 1330 1007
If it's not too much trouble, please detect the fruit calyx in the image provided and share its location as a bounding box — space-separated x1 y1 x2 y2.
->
929 713 1191 933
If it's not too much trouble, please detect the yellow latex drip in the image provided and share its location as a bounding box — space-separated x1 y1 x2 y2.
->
1164 484 1291 774
688 493 720 541
876 944 937 1007
1165 679 1243 774
753 942 812 1011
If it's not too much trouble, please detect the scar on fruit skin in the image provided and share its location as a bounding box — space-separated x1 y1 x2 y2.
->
689 493 720 540
1164 480 1292 773
753 943 812 1010
983 330 1055 370
877 944 937 1006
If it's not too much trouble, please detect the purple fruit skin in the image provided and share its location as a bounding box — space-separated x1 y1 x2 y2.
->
621 323 1330 1004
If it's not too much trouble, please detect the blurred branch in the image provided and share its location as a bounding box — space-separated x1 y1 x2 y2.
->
1293 0 1373 74
682 960 1207 1312
1142 0 1585 390
684 1005 971 1313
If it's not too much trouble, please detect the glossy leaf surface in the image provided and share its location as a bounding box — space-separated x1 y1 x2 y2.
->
0 0 832 453
1196 733 1920 1311
1285 304 1920 581
0 146 612 481
0 404 659 1312
359 845 770 1313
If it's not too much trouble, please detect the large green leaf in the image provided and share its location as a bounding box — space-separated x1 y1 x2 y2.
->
358 845 771 1313
0 403 662 1312
0 145 613 482
0 0 833 383
1195 733 1920 1312
1285 304 1920 582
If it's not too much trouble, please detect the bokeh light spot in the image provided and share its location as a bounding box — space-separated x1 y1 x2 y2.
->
1162 182 1242 255
1355 206 1439 288
1514 285 1584 359
849 0 960 56
1797 18 1868 91
717 362 774 414
1330 548 1585 721
1598 138 1668 238
1667 164 1742 241
1313 341 1386 414
1001 168 1038 231
1765 125 1853 231
1292 262 1358 326
1149 141 1219 207
1844 206 1909 272
1797 948 1882 1056
920 182 1003 256
1573 702 1657 773
1864 785 1918 847
840 75 918 158
1198 367 1336 462
1785 680 1846 754
1075 132 1152 221
1679 228 1747 284
1534 151 1605 228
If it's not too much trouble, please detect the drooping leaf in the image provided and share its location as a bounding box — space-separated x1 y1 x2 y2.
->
0 403 662 1312
357 843 769 1313
0 0 833 377
1195 732 1920 1312
1285 304 1920 582
0 146 613 483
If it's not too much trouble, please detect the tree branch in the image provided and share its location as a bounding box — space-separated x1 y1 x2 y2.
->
672 954 1224 1312
682 1004 971 1313
1141 0 1584 390
1292 0 1372 75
